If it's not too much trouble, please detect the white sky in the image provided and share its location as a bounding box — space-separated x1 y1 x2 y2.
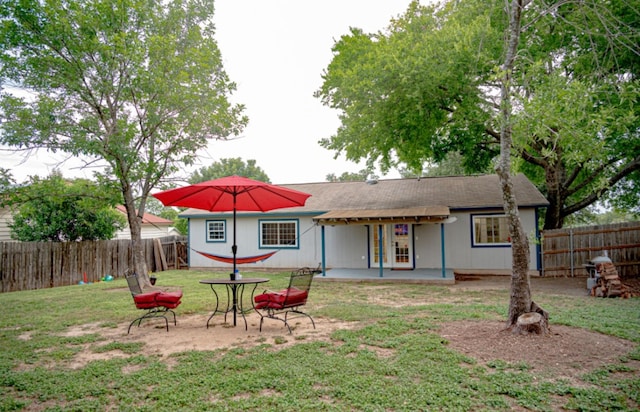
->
2 0 417 185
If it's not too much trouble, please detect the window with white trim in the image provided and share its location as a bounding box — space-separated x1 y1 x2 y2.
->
260 220 298 248
472 214 510 246
206 220 226 242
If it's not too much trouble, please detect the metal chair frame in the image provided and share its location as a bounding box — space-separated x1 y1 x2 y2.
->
125 271 179 334
255 267 316 333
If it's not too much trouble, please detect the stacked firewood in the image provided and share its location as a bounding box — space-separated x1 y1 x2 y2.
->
591 261 631 298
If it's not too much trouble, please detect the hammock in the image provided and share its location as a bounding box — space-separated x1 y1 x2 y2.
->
196 250 277 264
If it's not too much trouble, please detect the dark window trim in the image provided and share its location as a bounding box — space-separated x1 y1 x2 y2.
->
205 219 227 243
470 213 511 248
258 219 300 249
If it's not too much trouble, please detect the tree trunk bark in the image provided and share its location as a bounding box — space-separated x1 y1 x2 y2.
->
499 0 549 334
122 186 150 287
542 159 566 230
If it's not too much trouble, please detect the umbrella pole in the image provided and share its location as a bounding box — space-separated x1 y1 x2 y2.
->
232 198 237 327
232 205 237 275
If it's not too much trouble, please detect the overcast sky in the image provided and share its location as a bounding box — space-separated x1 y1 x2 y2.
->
2 0 418 185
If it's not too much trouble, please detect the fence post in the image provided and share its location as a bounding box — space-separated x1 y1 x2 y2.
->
569 229 574 277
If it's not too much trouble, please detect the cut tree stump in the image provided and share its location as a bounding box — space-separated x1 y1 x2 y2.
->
514 312 550 335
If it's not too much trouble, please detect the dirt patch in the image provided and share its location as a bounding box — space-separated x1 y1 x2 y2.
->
438 320 638 382
62 313 355 369
442 275 639 381
59 275 638 381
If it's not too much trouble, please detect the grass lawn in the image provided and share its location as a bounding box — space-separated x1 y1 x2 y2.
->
0 269 638 411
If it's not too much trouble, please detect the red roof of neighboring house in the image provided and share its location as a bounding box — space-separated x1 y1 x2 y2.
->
115 205 173 225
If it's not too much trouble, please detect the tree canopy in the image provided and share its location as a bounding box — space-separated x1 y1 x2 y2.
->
0 0 247 278
8 172 125 242
316 0 640 229
0 168 14 190
325 168 376 182
189 158 270 184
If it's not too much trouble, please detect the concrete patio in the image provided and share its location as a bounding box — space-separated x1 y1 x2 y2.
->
314 268 456 284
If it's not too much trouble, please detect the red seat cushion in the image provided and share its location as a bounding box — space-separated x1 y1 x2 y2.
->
255 288 287 305
133 291 161 309
254 288 308 309
132 290 182 309
155 291 183 309
285 289 307 305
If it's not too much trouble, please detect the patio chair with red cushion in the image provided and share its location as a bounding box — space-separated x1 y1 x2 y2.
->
125 270 183 334
254 267 316 333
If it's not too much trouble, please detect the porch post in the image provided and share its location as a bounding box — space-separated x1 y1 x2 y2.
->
321 225 326 276
440 223 446 278
378 224 384 277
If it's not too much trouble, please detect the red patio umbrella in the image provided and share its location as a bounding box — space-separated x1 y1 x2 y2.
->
152 175 312 274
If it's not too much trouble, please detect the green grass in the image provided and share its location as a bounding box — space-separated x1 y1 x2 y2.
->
0 269 638 411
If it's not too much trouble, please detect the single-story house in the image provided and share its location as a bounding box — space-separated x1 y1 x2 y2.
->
113 205 182 240
181 174 549 278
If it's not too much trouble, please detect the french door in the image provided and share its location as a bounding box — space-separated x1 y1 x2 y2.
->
371 223 413 269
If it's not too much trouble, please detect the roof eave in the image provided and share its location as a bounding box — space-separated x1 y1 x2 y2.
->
313 215 451 226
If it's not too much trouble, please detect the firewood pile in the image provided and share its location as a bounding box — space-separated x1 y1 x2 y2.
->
625 279 640 297
591 261 633 298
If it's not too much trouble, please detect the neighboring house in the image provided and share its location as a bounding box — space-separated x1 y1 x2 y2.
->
181 174 549 275
0 205 180 241
0 207 15 242
113 205 181 239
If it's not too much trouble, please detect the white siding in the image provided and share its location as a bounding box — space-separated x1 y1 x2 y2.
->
187 208 542 272
188 215 324 269
413 222 449 268
322 225 369 269
412 210 540 270
114 225 180 239
0 208 15 242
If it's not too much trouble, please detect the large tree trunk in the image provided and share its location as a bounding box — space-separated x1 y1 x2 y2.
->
122 185 150 287
542 157 567 230
499 0 549 334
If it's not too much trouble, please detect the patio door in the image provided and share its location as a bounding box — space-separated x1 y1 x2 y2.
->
371 223 413 269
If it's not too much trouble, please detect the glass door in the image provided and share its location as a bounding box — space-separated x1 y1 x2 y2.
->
371 224 413 268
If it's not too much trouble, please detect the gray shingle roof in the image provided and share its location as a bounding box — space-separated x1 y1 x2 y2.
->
283 173 547 211
180 174 548 216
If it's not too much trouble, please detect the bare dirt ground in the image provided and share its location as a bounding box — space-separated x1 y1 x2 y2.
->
437 275 639 383
62 275 639 383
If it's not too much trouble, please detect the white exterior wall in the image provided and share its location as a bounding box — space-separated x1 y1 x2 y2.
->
188 215 324 269
114 225 179 239
322 224 370 269
412 222 449 268
187 208 542 271
413 209 540 271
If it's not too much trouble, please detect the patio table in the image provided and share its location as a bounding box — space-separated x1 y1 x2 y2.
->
199 277 269 330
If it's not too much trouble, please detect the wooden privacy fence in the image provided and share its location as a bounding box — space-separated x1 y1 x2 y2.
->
542 222 640 278
0 236 187 293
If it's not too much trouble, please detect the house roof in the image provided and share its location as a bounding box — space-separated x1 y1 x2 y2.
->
115 205 173 225
180 174 548 222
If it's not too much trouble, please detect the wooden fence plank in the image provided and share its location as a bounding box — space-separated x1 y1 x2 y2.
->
0 236 187 292
542 222 640 278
